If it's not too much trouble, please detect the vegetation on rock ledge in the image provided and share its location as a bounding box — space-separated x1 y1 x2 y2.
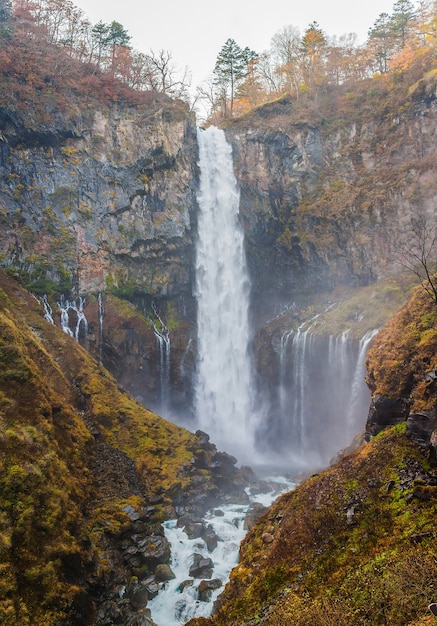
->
366 279 437 410
188 424 437 626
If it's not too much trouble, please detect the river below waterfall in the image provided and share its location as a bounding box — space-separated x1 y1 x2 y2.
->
149 476 294 625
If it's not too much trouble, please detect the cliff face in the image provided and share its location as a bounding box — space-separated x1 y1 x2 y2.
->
2 60 437 425
365 283 437 446
0 98 198 298
225 75 437 323
0 95 200 412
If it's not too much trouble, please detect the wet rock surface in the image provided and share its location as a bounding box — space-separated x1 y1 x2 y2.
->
82 427 258 625
244 502 268 530
189 554 214 579
365 394 410 437
198 579 222 602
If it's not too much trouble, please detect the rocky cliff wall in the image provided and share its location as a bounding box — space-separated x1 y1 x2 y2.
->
0 97 199 413
0 98 198 299
225 79 437 323
2 68 437 438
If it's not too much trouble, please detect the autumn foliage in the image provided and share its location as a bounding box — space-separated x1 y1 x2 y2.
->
0 0 180 122
209 1 437 120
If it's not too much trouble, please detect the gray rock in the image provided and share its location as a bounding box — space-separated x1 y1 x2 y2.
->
139 535 171 566
201 525 218 552
244 502 267 530
179 579 194 592
189 554 214 579
127 580 149 611
198 578 222 602
407 410 437 446
154 563 176 582
366 395 409 437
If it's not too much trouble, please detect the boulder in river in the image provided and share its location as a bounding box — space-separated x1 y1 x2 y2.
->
198 578 222 602
154 563 176 582
189 554 214 579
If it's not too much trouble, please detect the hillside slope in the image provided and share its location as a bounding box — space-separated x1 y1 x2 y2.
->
0 271 250 625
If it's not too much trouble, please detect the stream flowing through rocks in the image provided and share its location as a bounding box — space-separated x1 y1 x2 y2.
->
148 476 295 625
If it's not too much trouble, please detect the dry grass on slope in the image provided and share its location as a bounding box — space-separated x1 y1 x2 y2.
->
188 424 437 626
0 271 200 625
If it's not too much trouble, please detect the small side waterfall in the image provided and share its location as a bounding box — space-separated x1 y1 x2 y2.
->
194 127 256 462
345 329 379 429
58 296 88 342
148 302 171 415
290 325 317 452
43 295 54 324
98 292 104 365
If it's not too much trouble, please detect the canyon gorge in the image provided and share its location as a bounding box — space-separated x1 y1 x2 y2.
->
1 11 437 624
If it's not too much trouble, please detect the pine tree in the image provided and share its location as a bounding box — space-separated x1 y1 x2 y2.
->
300 22 327 94
368 13 393 73
390 0 416 48
107 21 131 72
213 38 257 116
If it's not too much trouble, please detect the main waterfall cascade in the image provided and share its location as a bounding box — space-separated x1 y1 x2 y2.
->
194 126 258 462
193 126 377 470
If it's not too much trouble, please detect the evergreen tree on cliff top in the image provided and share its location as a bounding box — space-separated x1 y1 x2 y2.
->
213 38 257 117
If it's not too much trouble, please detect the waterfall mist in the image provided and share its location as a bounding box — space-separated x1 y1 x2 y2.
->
194 126 258 463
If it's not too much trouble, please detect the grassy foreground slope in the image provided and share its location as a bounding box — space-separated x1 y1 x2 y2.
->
0 270 216 625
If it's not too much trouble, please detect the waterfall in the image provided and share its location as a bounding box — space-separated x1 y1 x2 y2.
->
43 295 54 324
271 326 377 467
194 127 255 462
345 329 379 431
290 326 318 453
74 297 88 342
279 329 293 417
58 296 75 337
57 296 88 341
148 302 171 415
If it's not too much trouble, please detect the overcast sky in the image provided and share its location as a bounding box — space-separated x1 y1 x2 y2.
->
73 0 397 89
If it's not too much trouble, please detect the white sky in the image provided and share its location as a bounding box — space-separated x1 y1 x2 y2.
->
73 0 397 89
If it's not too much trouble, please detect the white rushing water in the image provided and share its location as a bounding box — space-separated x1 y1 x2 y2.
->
98 292 104 365
43 295 54 324
148 504 248 625
194 126 256 462
149 478 294 626
58 296 88 341
345 329 379 430
148 302 171 415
